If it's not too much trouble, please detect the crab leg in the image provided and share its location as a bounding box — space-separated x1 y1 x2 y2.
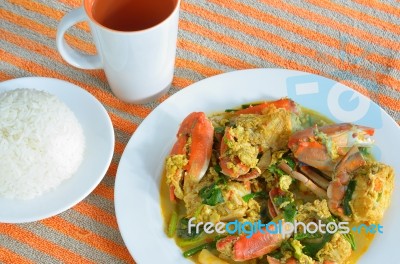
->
278 161 327 198
165 112 214 201
299 164 330 189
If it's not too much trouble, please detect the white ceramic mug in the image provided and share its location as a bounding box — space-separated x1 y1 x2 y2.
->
56 0 180 103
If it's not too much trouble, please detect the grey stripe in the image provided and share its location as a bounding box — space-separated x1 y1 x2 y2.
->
237 0 399 57
114 129 134 148
187 0 400 78
2 0 94 46
385 1 400 9
0 60 34 79
19 221 126 263
32 0 78 14
175 46 234 72
0 32 109 92
286 0 400 42
85 192 116 216
174 66 206 83
0 36 155 124
59 209 125 246
106 105 144 126
0 234 60 263
330 0 400 25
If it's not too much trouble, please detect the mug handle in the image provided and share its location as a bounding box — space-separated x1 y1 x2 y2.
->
56 7 102 69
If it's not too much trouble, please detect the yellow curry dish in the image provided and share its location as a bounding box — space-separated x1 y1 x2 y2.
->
160 98 394 264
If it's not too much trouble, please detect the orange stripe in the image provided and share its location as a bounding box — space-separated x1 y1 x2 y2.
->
172 76 196 89
261 0 396 51
354 0 400 19
184 1 400 93
109 112 138 135
0 8 95 55
0 247 35 264
0 28 106 83
93 182 114 200
0 48 152 119
307 0 400 35
207 0 400 72
378 93 400 112
114 141 126 155
177 38 255 69
41 217 135 263
106 162 118 177
8 0 90 32
1 225 94 263
73 202 118 229
0 72 13 82
58 0 81 8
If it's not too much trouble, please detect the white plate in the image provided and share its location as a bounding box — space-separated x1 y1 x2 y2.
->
0 77 114 223
115 69 400 263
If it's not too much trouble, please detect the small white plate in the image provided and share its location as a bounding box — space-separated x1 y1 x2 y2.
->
115 69 400 263
0 77 114 223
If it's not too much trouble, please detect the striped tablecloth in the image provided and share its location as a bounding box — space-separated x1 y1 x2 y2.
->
1 0 399 263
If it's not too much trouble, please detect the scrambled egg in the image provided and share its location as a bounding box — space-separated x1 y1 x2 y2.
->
296 199 332 224
183 172 254 223
316 233 352 263
165 154 188 199
350 161 394 224
223 106 293 175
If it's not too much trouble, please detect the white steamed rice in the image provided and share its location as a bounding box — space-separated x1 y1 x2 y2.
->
0 88 85 200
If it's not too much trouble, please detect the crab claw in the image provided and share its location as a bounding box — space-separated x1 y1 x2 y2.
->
288 123 374 174
165 112 214 201
327 146 366 219
216 224 288 261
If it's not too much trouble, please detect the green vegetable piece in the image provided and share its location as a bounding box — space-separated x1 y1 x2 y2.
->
214 127 225 134
283 156 296 170
283 203 297 223
182 242 209 258
343 180 356 216
177 218 202 240
177 235 206 247
302 232 333 257
359 147 370 158
242 191 266 203
343 232 356 250
167 211 178 237
182 236 220 258
268 164 285 177
267 250 283 260
214 164 222 173
224 109 237 113
273 195 292 206
199 183 224 206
